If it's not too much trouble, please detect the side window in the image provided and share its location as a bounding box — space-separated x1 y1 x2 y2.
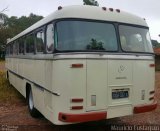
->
10 44 13 55
13 41 18 55
6 45 10 56
19 37 25 54
46 24 54 53
36 30 44 53
26 34 35 53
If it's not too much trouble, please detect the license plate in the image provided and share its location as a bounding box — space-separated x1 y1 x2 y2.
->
112 90 129 99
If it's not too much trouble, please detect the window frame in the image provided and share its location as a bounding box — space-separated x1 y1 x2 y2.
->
6 45 10 56
45 22 55 54
13 40 19 56
25 32 36 54
118 23 153 54
18 37 25 55
9 43 13 55
35 27 45 54
54 18 119 53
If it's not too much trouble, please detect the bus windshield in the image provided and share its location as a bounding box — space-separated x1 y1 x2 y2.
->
119 25 153 53
56 20 118 52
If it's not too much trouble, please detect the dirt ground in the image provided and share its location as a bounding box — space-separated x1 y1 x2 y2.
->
0 61 160 131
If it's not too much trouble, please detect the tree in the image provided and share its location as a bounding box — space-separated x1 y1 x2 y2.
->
0 13 43 59
0 13 8 27
87 38 104 50
6 13 43 38
83 0 99 6
0 7 9 26
152 40 160 48
0 8 9 59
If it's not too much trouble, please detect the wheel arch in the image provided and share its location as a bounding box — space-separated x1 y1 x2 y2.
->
26 82 31 99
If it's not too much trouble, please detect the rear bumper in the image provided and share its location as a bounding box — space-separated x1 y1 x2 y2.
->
58 111 107 123
59 101 157 123
134 101 157 114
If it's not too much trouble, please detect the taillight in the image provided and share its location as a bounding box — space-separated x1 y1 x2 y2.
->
149 91 155 101
71 63 83 68
70 98 84 110
71 106 83 110
149 64 155 67
149 97 154 101
71 98 83 103
150 91 155 95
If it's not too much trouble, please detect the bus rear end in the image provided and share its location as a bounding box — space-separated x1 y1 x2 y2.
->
52 20 157 124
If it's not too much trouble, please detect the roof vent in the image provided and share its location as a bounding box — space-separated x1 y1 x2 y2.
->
116 9 120 13
58 6 62 10
109 8 114 12
102 7 107 11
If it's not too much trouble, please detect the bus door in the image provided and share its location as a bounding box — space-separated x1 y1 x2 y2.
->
86 57 133 111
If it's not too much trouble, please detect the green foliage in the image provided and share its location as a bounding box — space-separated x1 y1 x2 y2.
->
0 13 43 58
152 40 160 48
0 13 8 26
87 38 104 50
7 13 43 37
83 0 99 6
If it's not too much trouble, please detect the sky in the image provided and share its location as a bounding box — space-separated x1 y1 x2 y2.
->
0 0 160 42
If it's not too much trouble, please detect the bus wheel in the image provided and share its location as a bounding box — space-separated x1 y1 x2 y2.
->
27 88 41 118
6 71 9 79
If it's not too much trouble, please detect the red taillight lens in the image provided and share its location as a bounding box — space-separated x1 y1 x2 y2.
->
71 98 83 103
150 91 155 95
71 64 83 68
149 64 155 67
71 106 83 110
149 97 154 101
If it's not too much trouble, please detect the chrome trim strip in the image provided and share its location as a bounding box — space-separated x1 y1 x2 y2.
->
109 84 133 87
8 69 60 96
6 53 154 60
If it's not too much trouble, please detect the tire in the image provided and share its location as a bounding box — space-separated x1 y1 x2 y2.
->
27 88 41 118
6 71 9 79
6 71 11 86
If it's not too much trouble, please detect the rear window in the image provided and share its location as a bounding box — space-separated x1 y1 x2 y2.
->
119 25 153 53
56 20 118 52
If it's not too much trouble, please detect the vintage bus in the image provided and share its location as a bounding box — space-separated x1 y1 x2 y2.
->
5 5 157 125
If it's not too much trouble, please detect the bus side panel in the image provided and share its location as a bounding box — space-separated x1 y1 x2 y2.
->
47 60 87 124
8 69 24 96
33 60 45 88
86 60 108 111
132 60 155 105
45 60 53 91
32 84 45 114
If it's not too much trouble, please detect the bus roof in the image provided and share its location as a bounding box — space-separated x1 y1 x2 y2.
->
7 5 148 44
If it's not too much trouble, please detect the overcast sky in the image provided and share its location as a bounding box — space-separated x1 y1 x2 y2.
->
0 0 160 42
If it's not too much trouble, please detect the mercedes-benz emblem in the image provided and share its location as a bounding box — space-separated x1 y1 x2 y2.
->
118 65 125 73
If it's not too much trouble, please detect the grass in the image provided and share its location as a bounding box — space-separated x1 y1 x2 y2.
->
0 61 23 103
0 60 4 63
